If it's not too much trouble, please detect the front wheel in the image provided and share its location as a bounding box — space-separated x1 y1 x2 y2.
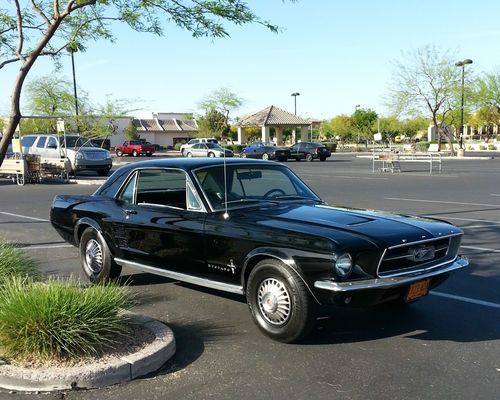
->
208 152 215 157
132 150 139 157
116 150 123 157
79 227 122 283
187 152 193 158
246 259 316 343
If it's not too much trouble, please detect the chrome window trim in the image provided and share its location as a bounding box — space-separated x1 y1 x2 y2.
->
114 167 207 213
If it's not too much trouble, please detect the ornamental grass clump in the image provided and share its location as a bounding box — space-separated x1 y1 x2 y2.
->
0 241 38 287
0 277 133 361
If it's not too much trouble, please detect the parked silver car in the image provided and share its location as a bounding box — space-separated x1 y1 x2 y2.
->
184 142 233 158
20 134 112 176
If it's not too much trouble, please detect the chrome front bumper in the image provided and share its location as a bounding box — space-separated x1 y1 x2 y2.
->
314 256 469 293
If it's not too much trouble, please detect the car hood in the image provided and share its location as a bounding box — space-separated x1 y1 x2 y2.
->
252 203 461 250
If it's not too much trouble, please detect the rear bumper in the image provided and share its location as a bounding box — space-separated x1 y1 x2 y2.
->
314 256 468 293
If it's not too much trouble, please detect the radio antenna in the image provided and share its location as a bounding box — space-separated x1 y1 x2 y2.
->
222 141 229 219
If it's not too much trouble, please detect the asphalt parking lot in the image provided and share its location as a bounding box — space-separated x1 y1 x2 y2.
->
0 154 499 399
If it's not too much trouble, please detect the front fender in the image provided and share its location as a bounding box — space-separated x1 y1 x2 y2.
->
242 247 334 305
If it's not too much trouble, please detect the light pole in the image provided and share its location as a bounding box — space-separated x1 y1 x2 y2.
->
455 59 473 149
354 104 361 143
291 92 300 115
67 45 80 133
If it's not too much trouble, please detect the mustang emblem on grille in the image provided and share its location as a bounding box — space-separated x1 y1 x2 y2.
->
408 246 435 262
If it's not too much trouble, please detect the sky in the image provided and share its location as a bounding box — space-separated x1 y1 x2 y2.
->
1 0 500 121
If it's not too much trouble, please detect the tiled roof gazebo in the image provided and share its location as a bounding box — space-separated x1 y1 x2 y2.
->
235 105 311 145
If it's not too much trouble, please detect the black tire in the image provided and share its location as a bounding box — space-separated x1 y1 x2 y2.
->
246 259 316 343
116 150 123 157
305 153 313 162
79 227 122 283
146 153 152 157
295 157 300 162
262 153 269 160
97 169 110 177
319 157 326 162
187 152 193 158
132 150 139 157
208 152 215 157
241 153 247 158
278 157 287 162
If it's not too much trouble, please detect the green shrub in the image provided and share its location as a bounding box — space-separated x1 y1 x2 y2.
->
479 145 487 150
467 145 474 150
225 144 244 154
0 241 38 288
0 277 133 361
487 144 496 150
415 141 429 152
174 142 183 151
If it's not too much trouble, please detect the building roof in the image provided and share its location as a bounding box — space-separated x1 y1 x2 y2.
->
134 118 198 133
236 106 310 128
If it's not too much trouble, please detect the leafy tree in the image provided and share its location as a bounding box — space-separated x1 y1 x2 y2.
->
401 116 429 141
387 45 462 155
198 88 244 134
377 115 401 142
0 1 286 167
87 95 136 141
123 120 140 141
197 108 227 139
321 115 352 143
351 107 378 146
26 76 78 116
470 71 500 140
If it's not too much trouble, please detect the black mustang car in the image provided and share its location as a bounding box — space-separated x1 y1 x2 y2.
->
50 158 468 342
241 145 290 161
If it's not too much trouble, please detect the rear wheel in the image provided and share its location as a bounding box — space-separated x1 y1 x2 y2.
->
246 259 316 343
319 157 326 162
305 153 313 162
146 153 152 157
208 152 215 157
79 227 122 283
262 153 269 160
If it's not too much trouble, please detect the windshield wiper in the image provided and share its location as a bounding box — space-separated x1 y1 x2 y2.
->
272 195 321 202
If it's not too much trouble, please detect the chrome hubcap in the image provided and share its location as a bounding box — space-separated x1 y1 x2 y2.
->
257 278 291 325
85 238 103 274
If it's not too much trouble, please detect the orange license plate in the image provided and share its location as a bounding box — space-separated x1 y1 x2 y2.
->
405 279 430 302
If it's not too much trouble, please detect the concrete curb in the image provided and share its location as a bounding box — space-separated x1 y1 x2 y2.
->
0 314 175 392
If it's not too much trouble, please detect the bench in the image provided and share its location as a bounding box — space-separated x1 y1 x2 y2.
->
0 159 27 185
372 151 442 174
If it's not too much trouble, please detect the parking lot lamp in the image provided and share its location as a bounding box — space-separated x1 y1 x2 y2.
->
455 59 473 149
291 92 300 115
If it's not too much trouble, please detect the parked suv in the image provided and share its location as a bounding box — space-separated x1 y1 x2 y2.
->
20 134 112 176
180 138 218 156
289 142 331 162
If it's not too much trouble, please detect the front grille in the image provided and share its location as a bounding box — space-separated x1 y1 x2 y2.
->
378 237 450 277
85 151 107 160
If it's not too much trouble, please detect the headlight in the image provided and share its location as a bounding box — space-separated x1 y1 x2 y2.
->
334 253 353 278
105 150 111 159
76 151 86 160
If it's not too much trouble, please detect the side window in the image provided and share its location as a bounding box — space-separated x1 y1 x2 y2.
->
135 169 187 210
21 136 37 147
36 137 47 148
119 172 137 204
46 137 58 148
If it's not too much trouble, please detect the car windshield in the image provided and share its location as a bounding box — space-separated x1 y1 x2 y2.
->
60 136 97 148
194 164 321 211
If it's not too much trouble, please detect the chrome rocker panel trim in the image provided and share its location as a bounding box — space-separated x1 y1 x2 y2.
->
114 258 244 295
314 256 469 293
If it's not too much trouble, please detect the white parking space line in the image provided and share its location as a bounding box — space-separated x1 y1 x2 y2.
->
431 291 500 309
460 245 500 253
302 174 388 180
0 211 49 222
385 198 500 207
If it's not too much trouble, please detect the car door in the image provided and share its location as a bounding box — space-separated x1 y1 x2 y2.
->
289 143 301 159
114 168 207 275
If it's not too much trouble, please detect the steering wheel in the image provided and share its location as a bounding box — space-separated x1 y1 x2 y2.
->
263 188 286 199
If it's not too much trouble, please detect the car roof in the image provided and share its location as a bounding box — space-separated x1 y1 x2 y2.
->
115 157 278 173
